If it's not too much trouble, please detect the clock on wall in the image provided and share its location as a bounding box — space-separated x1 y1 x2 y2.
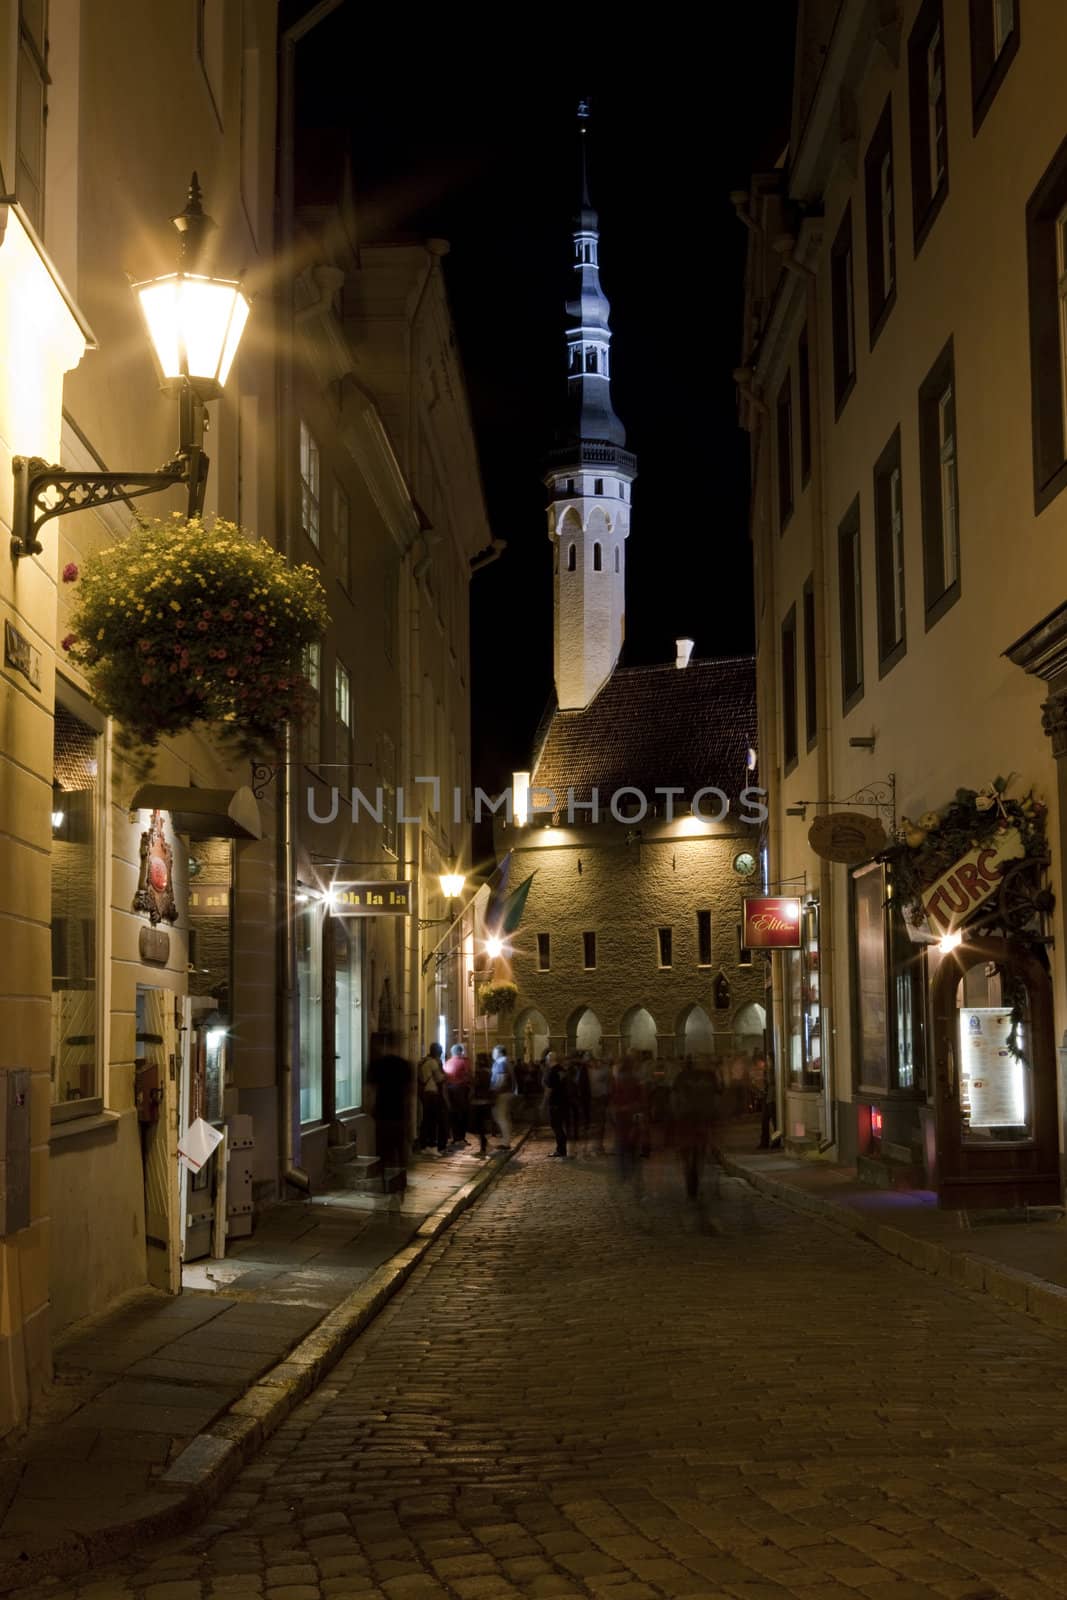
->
733 851 757 878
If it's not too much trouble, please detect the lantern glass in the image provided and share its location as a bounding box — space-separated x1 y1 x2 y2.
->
439 871 464 899
135 272 250 396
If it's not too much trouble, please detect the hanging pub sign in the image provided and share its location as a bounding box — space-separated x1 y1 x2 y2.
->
919 828 1025 935
743 896 802 948
808 812 887 865
331 880 412 916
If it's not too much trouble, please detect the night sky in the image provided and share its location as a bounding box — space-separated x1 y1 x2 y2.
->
294 7 798 795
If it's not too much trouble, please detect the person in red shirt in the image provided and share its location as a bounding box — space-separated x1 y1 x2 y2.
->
444 1042 471 1147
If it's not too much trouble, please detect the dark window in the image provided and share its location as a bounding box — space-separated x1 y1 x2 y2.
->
585 347 597 372
908 0 949 252
918 338 961 625
831 205 857 414
1026 132 1067 512
776 370 794 531
657 927 673 969
838 496 864 712
569 346 580 373
614 547 620 573
873 426 907 674
537 932 551 971
567 479 575 495
592 542 602 571
582 931 597 969
802 575 817 750
781 604 798 772
798 324 812 485
736 924 752 967
970 0 1019 133
697 910 712 967
864 97 896 345
594 477 603 494
567 543 576 572
16 0 48 233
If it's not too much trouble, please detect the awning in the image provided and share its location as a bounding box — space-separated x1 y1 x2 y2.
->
129 784 262 841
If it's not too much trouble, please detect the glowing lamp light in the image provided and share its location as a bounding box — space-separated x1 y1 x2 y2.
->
51 810 65 830
205 1028 227 1051
870 1105 884 1139
486 935 504 959
512 770 530 828
135 273 249 398
440 871 465 899
938 929 963 955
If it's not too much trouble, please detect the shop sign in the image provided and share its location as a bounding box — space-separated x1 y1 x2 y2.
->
808 812 886 864
743 896 802 948
331 880 412 916
920 828 1024 934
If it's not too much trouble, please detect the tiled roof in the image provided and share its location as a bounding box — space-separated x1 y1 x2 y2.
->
531 655 757 818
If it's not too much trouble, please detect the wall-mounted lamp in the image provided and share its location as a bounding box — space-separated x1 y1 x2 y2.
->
849 735 877 750
12 174 250 559
938 929 963 955
439 868 465 899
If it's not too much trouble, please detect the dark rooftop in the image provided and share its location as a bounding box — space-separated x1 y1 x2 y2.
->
530 655 757 820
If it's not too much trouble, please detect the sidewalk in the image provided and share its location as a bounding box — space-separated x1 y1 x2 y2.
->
0 1138 526 1588
718 1120 1067 1327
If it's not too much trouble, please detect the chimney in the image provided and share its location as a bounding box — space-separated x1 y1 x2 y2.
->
675 637 695 670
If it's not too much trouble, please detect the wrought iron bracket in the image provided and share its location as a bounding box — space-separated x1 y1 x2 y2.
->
11 447 208 560
792 773 896 831
249 762 277 800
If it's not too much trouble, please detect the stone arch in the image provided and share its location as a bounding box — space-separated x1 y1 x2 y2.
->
675 1002 715 1061
587 505 612 535
514 1007 550 1064
733 1001 767 1056
620 1004 658 1058
565 1005 603 1057
559 506 582 535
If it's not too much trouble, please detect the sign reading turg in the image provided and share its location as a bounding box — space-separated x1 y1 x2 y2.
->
332 881 412 916
742 896 802 948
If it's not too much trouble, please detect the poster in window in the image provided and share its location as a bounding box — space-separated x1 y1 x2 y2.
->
959 1007 1027 1129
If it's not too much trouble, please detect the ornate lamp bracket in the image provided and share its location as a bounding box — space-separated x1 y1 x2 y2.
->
11 444 206 561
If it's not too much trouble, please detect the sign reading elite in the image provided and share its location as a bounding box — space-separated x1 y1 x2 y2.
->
332 880 412 916
743 896 802 948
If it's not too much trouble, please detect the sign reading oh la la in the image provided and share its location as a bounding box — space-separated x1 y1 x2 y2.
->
332 881 412 916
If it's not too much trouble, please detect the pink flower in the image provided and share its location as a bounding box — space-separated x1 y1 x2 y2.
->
141 671 152 685
226 666 238 678
61 563 78 583
60 633 75 652
197 620 209 632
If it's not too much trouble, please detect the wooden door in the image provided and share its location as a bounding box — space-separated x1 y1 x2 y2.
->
932 938 1060 1208
140 986 181 1291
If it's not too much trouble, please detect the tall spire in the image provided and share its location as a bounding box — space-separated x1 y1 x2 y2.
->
564 101 626 449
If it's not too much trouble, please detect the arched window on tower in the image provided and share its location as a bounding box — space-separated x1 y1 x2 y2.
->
567 544 576 572
601 348 609 376
614 547 620 573
568 345 580 374
585 347 597 373
593 543 602 571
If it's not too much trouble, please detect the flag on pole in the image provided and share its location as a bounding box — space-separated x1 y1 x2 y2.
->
494 871 536 936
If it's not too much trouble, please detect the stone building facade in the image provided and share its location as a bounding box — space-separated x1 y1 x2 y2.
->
738 0 1067 1202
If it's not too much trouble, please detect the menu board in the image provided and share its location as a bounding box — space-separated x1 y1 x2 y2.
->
959 1008 1027 1129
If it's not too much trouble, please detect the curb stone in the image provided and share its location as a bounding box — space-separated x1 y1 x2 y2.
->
721 1151 1067 1334
0 1133 530 1592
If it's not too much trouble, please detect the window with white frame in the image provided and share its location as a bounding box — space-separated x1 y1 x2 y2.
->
918 338 960 624
994 0 1015 58
333 481 351 590
299 421 320 548
938 384 959 590
301 641 321 767
927 24 946 196
51 700 102 1113
874 427 906 673
334 660 352 781
16 0 48 234
908 0 949 248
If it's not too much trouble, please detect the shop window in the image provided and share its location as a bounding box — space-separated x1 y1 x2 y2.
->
657 927 673 969
781 603 798 772
51 700 101 1114
851 862 926 1098
969 0 1018 134
297 906 323 1123
301 641 321 767
874 426 907 674
783 901 821 1089
299 420 320 548
583 930 597 970
187 838 233 1022
798 323 812 485
908 0 949 252
334 480 351 591
918 338 960 625
776 368 793 531
537 932 551 971
697 910 712 968
838 496 864 712
333 918 363 1112
16 0 48 234
831 204 856 414
954 961 1031 1143
802 575 817 750
864 97 896 346
1026 133 1067 512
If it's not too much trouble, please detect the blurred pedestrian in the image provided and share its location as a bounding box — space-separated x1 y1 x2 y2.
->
471 1052 494 1156
575 1053 593 1141
564 1056 581 1143
368 1033 413 1199
672 1057 720 1203
491 1043 515 1149
589 1056 612 1153
544 1052 568 1158
416 1041 448 1154
611 1055 645 1186
444 1041 471 1147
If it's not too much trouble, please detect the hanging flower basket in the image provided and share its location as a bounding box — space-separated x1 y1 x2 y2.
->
477 980 518 1016
65 515 327 768
886 776 1047 922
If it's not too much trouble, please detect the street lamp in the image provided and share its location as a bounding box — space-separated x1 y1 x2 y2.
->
439 868 465 899
11 174 249 559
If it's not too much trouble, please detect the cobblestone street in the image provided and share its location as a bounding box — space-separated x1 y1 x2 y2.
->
11 1140 1067 1600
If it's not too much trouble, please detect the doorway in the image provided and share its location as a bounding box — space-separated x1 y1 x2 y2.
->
137 984 181 1292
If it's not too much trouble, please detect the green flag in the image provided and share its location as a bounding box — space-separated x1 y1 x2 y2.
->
496 871 536 936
